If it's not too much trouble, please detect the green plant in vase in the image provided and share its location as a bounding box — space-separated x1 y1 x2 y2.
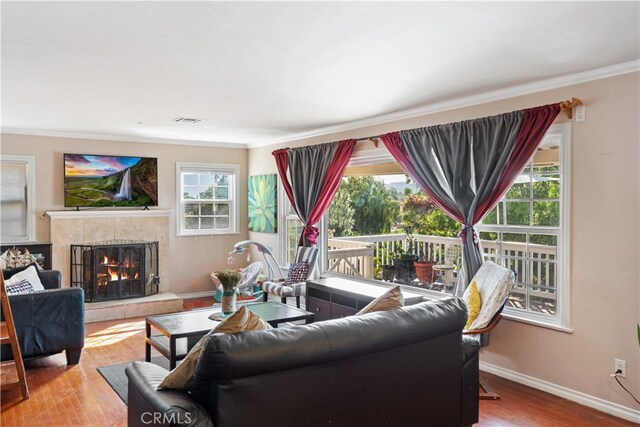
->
215 269 241 315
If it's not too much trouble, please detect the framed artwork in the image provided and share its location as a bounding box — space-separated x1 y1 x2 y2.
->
248 174 277 233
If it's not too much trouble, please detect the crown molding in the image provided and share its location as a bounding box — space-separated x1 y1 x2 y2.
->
0 128 250 149
2 60 637 150
247 59 640 148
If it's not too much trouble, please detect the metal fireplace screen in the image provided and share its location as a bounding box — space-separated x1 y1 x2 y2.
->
70 240 159 302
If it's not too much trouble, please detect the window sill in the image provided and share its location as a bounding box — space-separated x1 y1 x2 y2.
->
321 273 573 332
502 312 573 333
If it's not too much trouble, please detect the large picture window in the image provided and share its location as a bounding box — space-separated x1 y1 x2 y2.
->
477 123 570 328
176 163 239 236
0 155 36 243
320 123 570 330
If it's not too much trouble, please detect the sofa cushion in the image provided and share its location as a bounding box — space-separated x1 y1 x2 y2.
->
4 265 45 292
5 278 35 295
284 261 309 286
158 305 271 390
356 285 404 315
463 261 514 330
463 280 482 330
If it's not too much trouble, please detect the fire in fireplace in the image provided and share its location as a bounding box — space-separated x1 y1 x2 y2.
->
70 240 159 302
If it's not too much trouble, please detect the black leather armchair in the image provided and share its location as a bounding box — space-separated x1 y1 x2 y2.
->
1 268 85 365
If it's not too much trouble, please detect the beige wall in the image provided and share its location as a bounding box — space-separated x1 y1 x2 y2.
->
248 72 640 411
0 134 249 294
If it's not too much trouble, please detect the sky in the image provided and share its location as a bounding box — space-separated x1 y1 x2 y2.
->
64 155 140 177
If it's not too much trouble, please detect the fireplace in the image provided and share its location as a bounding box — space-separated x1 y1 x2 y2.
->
70 240 159 302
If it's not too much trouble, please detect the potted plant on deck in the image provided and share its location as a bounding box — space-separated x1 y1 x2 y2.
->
414 252 436 285
392 228 419 284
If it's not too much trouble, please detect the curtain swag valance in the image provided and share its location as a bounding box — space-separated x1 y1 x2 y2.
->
273 140 356 247
273 99 574 292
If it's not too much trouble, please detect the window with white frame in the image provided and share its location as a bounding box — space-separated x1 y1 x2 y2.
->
477 123 571 328
0 155 36 243
278 188 305 267
176 163 239 236
315 124 570 330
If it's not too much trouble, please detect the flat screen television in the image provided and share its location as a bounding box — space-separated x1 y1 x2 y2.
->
64 154 158 208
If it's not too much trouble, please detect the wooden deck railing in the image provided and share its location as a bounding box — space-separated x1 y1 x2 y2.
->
327 234 557 302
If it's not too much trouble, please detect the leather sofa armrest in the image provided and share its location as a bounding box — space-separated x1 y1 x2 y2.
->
126 362 212 427
39 270 62 289
461 335 480 426
462 335 480 365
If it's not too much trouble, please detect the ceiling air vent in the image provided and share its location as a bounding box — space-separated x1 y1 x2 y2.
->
172 117 202 124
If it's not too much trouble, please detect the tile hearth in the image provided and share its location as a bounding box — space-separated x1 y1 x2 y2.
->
84 292 183 323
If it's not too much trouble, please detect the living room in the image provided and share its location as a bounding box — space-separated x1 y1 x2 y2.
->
1 2 639 426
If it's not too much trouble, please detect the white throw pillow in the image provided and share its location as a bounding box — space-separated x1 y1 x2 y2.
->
463 261 514 330
4 265 45 292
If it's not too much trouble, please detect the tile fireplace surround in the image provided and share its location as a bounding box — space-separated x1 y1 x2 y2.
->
47 210 181 321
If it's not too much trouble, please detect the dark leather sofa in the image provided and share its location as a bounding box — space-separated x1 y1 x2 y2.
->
126 296 480 427
1 267 85 365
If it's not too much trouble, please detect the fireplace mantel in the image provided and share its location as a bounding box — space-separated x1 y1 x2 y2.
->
46 210 172 219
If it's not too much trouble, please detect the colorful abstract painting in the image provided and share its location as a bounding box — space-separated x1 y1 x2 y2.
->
248 174 277 233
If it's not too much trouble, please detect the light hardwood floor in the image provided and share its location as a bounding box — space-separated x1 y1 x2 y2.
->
1 298 636 427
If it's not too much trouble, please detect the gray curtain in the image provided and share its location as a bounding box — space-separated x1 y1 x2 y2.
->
400 113 524 291
384 103 561 292
288 142 338 226
277 139 356 246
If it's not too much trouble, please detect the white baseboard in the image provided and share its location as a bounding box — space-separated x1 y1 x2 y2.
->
176 291 214 300
480 361 640 424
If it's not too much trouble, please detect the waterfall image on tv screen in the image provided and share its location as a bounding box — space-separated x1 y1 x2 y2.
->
64 154 158 207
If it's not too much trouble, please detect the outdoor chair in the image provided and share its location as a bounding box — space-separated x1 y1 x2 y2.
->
432 245 461 292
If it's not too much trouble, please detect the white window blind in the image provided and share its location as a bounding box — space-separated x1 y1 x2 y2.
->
0 155 36 242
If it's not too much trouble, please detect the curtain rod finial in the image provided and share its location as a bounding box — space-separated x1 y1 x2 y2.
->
559 97 584 119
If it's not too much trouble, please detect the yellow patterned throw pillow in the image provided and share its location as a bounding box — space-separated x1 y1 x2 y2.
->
464 281 482 330
357 285 405 315
158 305 272 390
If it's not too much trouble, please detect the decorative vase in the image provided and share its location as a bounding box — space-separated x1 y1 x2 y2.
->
414 260 436 284
221 290 237 315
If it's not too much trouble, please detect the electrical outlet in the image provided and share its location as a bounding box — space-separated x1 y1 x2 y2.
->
575 105 586 122
615 359 626 378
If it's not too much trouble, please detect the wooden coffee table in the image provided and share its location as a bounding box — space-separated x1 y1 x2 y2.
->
145 301 314 369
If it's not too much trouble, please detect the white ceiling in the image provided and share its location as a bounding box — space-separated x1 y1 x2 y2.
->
2 2 639 148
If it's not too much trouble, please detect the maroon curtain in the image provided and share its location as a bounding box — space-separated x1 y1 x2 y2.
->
474 104 560 222
273 139 356 246
303 140 356 243
273 148 297 215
